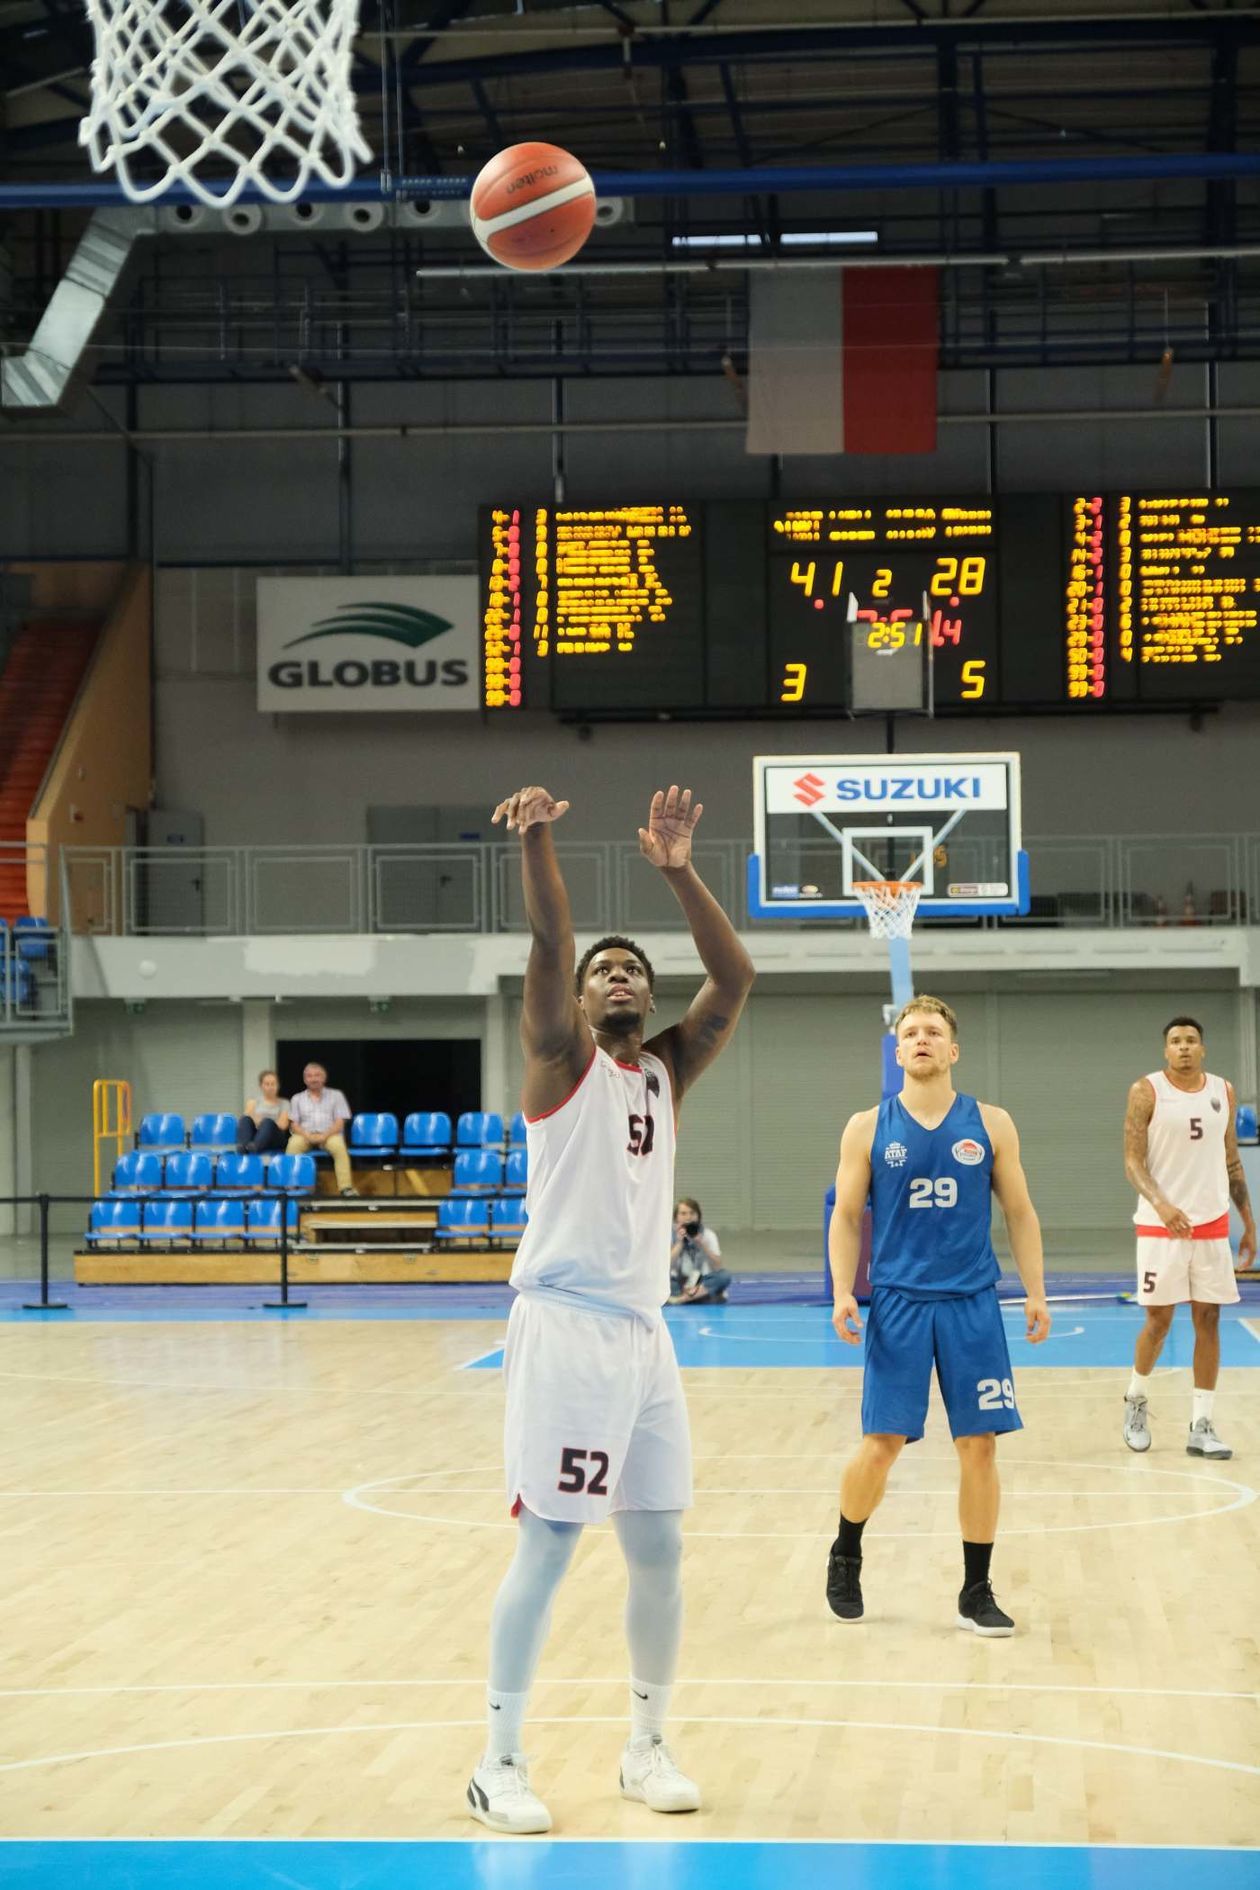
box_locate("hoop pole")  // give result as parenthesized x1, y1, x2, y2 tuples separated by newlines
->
(887, 936, 914, 1015)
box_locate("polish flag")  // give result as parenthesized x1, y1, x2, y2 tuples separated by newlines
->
(746, 265, 938, 456)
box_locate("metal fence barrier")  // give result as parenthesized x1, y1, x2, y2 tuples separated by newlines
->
(55, 833, 1259, 938)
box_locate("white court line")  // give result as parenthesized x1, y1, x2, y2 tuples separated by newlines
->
(696, 1325, 1087, 1345)
(343, 1454, 1255, 1540)
(0, 1713, 1254, 1783)
(2, 1676, 1253, 1703)
(1242, 1319, 1260, 1346)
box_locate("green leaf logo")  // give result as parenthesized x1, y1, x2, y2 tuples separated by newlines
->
(284, 602, 454, 650)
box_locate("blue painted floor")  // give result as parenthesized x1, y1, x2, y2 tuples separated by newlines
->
(464, 1299, 1260, 1371)
(1, 1840, 1254, 1890)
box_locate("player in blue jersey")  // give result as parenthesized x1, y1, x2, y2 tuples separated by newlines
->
(826, 995, 1050, 1636)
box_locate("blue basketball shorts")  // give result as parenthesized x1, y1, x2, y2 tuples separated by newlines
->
(860, 1284, 1023, 1444)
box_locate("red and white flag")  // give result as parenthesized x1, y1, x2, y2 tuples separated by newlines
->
(746, 265, 938, 456)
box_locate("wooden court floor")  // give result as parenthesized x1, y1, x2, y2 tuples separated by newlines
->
(0, 1317, 1256, 1848)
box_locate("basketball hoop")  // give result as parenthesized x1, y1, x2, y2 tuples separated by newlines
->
(852, 880, 922, 941)
(79, 0, 373, 207)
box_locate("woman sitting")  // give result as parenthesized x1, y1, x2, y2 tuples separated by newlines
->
(236, 1069, 290, 1156)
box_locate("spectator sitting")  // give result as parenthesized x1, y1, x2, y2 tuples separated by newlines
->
(669, 1197, 731, 1305)
(236, 1069, 290, 1156)
(287, 1061, 357, 1197)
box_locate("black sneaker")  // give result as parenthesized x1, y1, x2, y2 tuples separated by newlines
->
(957, 1579, 1015, 1638)
(826, 1548, 863, 1621)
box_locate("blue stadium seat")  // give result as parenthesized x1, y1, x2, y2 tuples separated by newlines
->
(508, 1111, 527, 1147)
(88, 1199, 140, 1245)
(450, 1150, 503, 1196)
(138, 1199, 193, 1245)
(456, 1111, 505, 1149)
(401, 1111, 452, 1156)
(492, 1195, 528, 1242)
(189, 1112, 238, 1153)
(246, 1198, 300, 1245)
(14, 915, 53, 961)
(193, 1199, 246, 1244)
(504, 1148, 528, 1192)
(112, 1151, 163, 1193)
(436, 1196, 491, 1244)
(138, 1113, 186, 1153)
(267, 1153, 317, 1193)
(215, 1153, 265, 1192)
(1237, 1103, 1258, 1144)
(350, 1112, 399, 1151)
(163, 1151, 214, 1193)
(0, 960, 35, 1010)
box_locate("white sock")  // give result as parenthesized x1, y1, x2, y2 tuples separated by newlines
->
(484, 1688, 528, 1763)
(629, 1678, 671, 1745)
(1127, 1368, 1152, 1400)
(1191, 1388, 1215, 1426)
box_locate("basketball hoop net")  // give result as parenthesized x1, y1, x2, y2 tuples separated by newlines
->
(79, 0, 373, 206)
(852, 880, 922, 942)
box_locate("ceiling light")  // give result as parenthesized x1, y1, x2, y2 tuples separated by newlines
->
(670, 231, 878, 251)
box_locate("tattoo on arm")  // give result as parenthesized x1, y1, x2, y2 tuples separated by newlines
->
(1228, 1157, 1253, 1218)
(1123, 1082, 1166, 1207)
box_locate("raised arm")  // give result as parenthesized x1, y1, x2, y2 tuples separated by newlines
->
(1225, 1082, 1257, 1268)
(493, 785, 592, 1115)
(982, 1104, 1050, 1343)
(829, 1109, 876, 1343)
(1123, 1077, 1191, 1236)
(641, 786, 755, 1102)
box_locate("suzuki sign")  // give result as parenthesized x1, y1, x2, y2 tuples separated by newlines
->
(257, 577, 479, 712)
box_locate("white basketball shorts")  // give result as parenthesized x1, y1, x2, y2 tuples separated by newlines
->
(502, 1291, 693, 1524)
(1135, 1236, 1239, 1306)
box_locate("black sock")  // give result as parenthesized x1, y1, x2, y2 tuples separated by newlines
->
(833, 1515, 865, 1560)
(963, 1540, 993, 1588)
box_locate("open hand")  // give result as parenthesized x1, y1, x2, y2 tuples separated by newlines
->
(639, 785, 702, 870)
(1239, 1224, 1257, 1269)
(493, 787, 571, 833)
(1157, 1199, 1194, 1239)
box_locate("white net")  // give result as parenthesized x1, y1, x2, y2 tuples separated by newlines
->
(80, 0, 373, 206)
(853, 880, 922, 941)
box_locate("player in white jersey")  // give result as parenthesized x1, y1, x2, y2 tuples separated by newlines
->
(1122, 1015, 1255, 1459)
(466, 782, 754, 1835)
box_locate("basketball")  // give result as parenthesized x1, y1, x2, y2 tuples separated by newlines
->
(469, 141, 596, 272)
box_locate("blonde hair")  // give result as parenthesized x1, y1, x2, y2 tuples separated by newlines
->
(894, 994, 958, 1040)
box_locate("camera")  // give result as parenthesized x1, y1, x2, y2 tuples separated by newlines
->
(683, 1219, 700, 1238)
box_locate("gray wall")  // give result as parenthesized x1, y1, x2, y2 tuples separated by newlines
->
(31, 981, 1245, 1238)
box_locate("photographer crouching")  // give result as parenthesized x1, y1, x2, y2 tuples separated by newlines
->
(669, 1197, 732, 1305)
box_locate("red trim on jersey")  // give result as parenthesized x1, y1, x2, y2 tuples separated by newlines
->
(1135, 1211, 1230, 1241)
(614, 1057, 644, 1072)
(510, 1495, 522, 1519)
(523, 1046, 598, 1124)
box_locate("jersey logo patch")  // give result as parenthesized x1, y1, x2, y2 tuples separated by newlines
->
(952, 1138, 986, 1166)
(884, 1140, 908, 1168)
(1211, 1097, 1221, 1112)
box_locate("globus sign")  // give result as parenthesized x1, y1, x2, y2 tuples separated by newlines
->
(256, 577, 479, 712)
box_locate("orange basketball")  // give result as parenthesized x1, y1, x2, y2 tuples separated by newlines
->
(469, 142, 596, 272)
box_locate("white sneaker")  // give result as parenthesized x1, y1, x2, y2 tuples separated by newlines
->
(1186, 1417, 1232, 1460)
(619, 1735, 701, 1813)
(1123, 1394, 1151, 1452)
(467, 1753, 552, 1834)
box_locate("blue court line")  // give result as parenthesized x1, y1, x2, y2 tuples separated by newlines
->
(461, 1303, 1260, 1370)
(0, 1841, 1254, 1890)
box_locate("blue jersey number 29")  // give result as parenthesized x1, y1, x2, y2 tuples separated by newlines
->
(908, 1176, 958, 1209)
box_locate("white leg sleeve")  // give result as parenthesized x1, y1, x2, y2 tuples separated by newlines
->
(613, 1508, 685, 1688)
(487, 1505, 584, 1695)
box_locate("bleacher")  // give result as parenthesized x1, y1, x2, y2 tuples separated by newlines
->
(0, 914, 57, 1018)
(75, 1106, 530, 1286)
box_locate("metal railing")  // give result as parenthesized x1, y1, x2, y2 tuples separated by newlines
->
(55, 834, 1258, 938)
(0, 848, 73, 1033)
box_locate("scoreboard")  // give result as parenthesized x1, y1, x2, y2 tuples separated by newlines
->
(480, 492, 1260, 715)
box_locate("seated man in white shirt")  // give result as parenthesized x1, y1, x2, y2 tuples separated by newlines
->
(669, 1197, 731, 1304)
(286, 1062, 357, 1197)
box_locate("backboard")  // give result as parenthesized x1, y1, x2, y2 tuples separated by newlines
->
(749, 751, 1028, 921)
